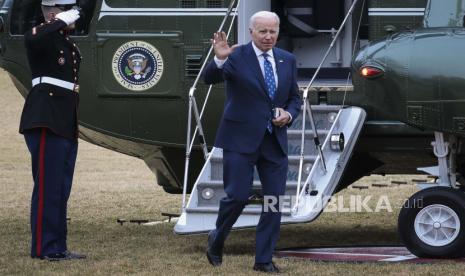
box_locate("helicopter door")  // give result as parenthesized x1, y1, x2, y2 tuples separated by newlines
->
(94, 2, 184, 98)
(270, 0, 348, 69)
(92, 1, 193, 145)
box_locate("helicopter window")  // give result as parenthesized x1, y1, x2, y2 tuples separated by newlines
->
(10, 0, 43, 35)
(10, 0, 96, 36)
(74, 0, 97, 35)
(180, 0, 196, 8)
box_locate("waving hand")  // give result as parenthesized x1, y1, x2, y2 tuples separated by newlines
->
(211, 31, 239, 60)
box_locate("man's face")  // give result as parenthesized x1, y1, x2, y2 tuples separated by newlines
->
(249, 16, 279, 52)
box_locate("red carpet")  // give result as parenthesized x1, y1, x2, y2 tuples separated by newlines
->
(275, 246, 465, 263)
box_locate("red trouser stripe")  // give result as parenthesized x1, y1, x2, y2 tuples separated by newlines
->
(36, 128, 47, 257)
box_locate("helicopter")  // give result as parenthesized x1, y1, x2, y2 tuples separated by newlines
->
(352, 0, 465, 258)
(1, 0, 465, 258)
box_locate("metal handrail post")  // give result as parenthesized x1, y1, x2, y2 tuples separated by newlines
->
(293, 89, 309, 214)
(181, 0, 239, 211)
(182, 90, 195, 210)
(188, 0, 240, 153)
(189, 85, 213, 153)
(306, 102, 326, 171)
(188, 0, 237, 98)
(191, 97, 209, 158)
(298, 109, 344, 200)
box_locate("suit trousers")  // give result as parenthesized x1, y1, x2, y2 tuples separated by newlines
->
(24, 127, 78, 258)
(211, 131, 288, 264)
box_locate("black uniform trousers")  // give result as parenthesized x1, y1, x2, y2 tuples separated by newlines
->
(24, 127, 78, 258)
(210, 131, 288, 264)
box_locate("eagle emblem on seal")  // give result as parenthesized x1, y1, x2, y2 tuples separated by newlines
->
(125, 53, 152, 80)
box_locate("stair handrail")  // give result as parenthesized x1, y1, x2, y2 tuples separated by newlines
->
(188, 4, 239, 155)
(293, 0, 361, 214)
(294, 107, 344, 215)
(182, 0, 240, 211)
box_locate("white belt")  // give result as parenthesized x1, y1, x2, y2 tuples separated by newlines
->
(32, 76, 76, 91)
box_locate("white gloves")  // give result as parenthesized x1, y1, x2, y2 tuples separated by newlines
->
(55, 9, 80, 26)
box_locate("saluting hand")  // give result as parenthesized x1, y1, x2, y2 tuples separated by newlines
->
(211, 31, 239, 60)
(55, 9, 80, 26)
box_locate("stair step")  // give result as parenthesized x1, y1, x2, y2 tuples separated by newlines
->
(298, 80, 353, 92)
(288, 110, 340, 130)
(175, 106, 367, 234)
(287, 129, 330, 136)
(289, 156, 317, 162)
(209, 155, 315, 182)
(196, 180, 301, 207)
(186, 205, 293, 216)
(211, 155, 316, 163)
(197, 180, 300, 188)
(306, 105, 344, 112)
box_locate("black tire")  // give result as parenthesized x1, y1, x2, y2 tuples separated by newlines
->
(398, 187, 465, 258)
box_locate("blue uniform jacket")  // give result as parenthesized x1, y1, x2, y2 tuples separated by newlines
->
(19, 19, 81, 139)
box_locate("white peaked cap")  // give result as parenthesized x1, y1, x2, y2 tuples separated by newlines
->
(42, 0, 77, 6)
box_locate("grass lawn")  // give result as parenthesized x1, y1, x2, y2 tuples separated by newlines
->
(1, 70, 464, 275)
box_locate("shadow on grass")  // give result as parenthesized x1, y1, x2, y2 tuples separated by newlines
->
(185, 223, 400, 256)
(277, 224, 401, 249)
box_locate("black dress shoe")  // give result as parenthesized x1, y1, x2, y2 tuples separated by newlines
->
(43, 251, 86, 261)
(206, 230, 222, 266)
(253, 262, 280, 273)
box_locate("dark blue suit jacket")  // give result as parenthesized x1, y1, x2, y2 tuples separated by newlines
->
(204, 42, 302, 154)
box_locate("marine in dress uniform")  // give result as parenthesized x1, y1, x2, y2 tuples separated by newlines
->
(19, 0, 85, 261)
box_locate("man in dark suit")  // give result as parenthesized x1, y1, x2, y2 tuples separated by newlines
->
(19, 0, 85, 261)
(203, 11, 302, 273)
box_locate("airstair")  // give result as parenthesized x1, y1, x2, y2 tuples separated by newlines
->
(174, 105, 366, 234)
(175, 0, 366, 234)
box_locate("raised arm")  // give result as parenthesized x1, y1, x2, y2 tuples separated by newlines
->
(203, 31, 239, 85)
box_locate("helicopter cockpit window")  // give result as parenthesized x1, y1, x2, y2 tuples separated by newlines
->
(10, 0, 96, 36)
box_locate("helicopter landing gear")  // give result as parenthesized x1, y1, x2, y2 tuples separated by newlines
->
(417, 132, 458, 189)
(398, 187, 465, 258)
(399, 132, 465, 258)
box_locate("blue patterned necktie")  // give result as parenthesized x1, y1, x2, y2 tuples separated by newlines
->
(263, 53, 276, 133)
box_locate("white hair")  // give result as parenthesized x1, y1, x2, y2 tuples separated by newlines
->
(249, 11, 280, 30)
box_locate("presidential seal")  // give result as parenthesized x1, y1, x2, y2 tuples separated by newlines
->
(112, 41, 164, 91)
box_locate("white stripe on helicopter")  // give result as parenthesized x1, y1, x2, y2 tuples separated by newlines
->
(98, 2, 425, 20)
(99, 11, 238, 20)
(369, 8, 425, 17)
(100, 0, 237, 20)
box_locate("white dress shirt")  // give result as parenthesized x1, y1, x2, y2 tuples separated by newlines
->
(252, 42, 278, 88)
